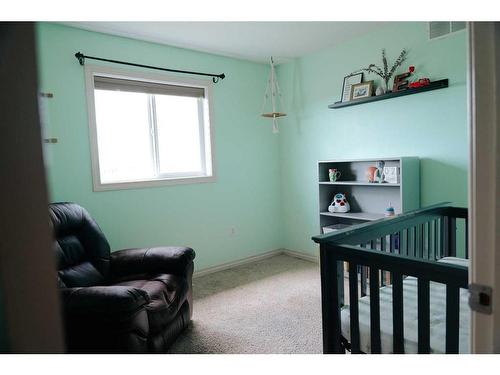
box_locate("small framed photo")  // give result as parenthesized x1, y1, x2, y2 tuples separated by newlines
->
(383, 166, 400, 184)
(341, 73, 363, 102)
(350, 81, 374, 100)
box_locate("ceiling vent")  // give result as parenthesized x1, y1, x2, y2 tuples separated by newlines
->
(429, 22, 466, 40)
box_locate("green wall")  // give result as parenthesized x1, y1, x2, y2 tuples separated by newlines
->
(36, 22, 468, 266)
(36, 23, 283, 270)
(276, 22, 468, 255)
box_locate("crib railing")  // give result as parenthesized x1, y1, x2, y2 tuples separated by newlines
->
(312, 203, 469, 354)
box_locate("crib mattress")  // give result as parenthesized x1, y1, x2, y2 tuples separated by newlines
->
(341, 257, 470, 353)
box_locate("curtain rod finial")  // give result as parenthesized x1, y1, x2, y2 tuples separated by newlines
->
(75, 52, 85, 66)
(212, 73, 225, 83)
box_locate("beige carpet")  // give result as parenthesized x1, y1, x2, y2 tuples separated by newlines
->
(168, 254, 324, 354)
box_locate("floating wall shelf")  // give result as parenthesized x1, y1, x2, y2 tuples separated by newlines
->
(328, 79, 449, 109)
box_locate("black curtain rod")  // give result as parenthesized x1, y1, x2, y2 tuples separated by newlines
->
(75, 52, 226, 83)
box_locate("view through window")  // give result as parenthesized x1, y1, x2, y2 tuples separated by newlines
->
(87, 69, 214, 189)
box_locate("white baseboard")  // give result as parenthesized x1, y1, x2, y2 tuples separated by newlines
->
(281, 248, 319, 263)
(194, 249, 283, 278)
(193, 248, 318, 278)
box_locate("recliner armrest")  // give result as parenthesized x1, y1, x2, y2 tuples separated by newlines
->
(61, 285, 150, 315)
(110, 246, 195, 280)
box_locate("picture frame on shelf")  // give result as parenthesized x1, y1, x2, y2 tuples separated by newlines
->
(383, 166, 400, 184)
(350, 81, 374, 100)
(340, 73, 363, 102)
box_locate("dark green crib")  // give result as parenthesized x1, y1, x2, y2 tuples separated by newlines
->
(312, 203, 469, 354)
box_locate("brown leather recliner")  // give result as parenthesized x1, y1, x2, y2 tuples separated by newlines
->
(49, 202, 195, 353)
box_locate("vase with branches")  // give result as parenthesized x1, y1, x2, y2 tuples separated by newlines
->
(349, 49, 407, 93)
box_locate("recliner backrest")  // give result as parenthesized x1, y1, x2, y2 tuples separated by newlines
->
(49, 202, 110, 288)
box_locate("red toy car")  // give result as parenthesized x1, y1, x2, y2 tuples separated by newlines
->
(408, 78, 431, 88)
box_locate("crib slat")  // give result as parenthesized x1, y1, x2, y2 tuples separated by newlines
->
(420, 223, 425, 259)
(434, 219, 439, 260)
(392, 272, 404, 354)
(429, 221, 433, 259)
(389, 234, 394, 284)
(418, 278, 431, 353)
(442, 217, 449, 257)
(404, 228, 409, 256)
(408, 227, 412, 256)
(408, 228, 412, 256)
(360, 244, 367, 297)
(412, 227, 418, 257)
(422, 222, 427, 259)
(380, 237, 386, 286)
(361, 267, 367, 297)
(423, 223, 427, 258)
(348, 262, 361, 353)
(448, 217, 457, 257)
(426, 222, 431, 259)
(417, 224, 423, 258)
(446, 284, 460, 354)
(403, 229, 406, 255)
(370, 268, 382, 353)
(465, 218, 469, 259)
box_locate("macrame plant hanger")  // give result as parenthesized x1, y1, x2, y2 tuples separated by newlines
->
(261, 56, 286, 133)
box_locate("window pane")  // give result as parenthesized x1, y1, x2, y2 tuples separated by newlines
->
(94, 90, 154, 183)
(155, 95, 203, 174)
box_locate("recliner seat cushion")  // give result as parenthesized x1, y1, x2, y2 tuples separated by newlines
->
(115, 273, 189, 333)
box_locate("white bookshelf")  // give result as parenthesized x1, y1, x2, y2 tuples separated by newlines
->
(318, 157, 420, 233)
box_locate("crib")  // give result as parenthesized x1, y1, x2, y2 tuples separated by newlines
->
(312, 203, 469, 354)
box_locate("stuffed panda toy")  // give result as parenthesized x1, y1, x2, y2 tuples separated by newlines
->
(328, 193, 351, 213)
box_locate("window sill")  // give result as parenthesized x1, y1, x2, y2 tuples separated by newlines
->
(93, 175, 216, 192)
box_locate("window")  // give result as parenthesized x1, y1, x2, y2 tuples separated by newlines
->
(85, 66, 215, 190)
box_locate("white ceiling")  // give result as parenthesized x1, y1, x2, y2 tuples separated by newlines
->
(62, 22, 388, 63)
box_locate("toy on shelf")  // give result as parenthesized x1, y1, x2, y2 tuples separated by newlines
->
(366, 166, 378, 182)
(408, 78, 431, 88)
(385, 204, 396, 217)
(328, 193, 351, 213)
(328, 168, 341, 182)
(374, 160, 385, 183)
(375, 86, 384, 96)
(366, 161, 385, 183)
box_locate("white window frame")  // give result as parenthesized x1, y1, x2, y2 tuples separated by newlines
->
(84, 65, 216, 191)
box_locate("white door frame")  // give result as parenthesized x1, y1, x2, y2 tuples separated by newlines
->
(469, 22, 500, 353)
